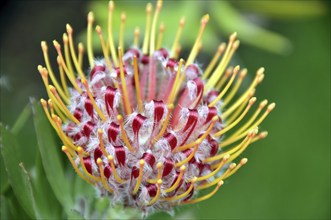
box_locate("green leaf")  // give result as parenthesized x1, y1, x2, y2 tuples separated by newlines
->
(1, 190, 31, 220)
(0, 124, 36, 219)
(0, 156, 9, 194)
(18, 162, 41, 219)
(31, 100, 83, 219)
(32, 152, 62, 218)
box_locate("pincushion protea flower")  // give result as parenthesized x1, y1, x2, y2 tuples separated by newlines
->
(38, 0, 275, 216)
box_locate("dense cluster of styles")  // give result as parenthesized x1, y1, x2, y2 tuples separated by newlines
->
(38, 0, 274, 215)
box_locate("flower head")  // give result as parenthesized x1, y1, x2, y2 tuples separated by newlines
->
(38, 0, 275, 216)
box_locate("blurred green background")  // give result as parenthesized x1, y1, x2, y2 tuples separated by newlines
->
(0, 0, 330, 219)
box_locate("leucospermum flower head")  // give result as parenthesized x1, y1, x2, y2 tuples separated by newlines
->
(38, 0, 275, 216)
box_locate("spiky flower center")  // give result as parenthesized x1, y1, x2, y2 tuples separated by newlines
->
(38, 0, 275, 215)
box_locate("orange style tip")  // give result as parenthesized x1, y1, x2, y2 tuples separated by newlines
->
(218, 43, 226, 51)
(95, 25, 102, 34)
(239, 68, 247, 78)
(40, 99, 47, 106)
(180, 17, 186, 26)
(157, 179, 163, 185)
(218, 180, 224, 187)
(48, 85, 56, 93)
(41, 41, 47, 50)
(167, 104, 174, 110)
(140, 159, 145, 166)
(230, 32, 237, 41)
(56, 56, 62, 64)
(53, 40, 60, 48)
(107, 155, 114, 161)
(229, 163, 236, 169)
(62, 146, 68, 152)
(233, 65, 240, 73)
(88, 12, 94, 22)
(241, 158, 248, 164)
(116, 115, 123, 121)
(212, 115, 219, 122)
(98, 129, 103, 134)
(37, 65, 43, 72)
(233, 40, 240, 49)
(157, 162, 162, 168)
(77, 147, 83, 153)
(180, 165, 186, 171)
(51, 116, 57, 123)
(259, 100, 268, 108)
(249, 97, 257, 105)
(223, 154, 230, 160)
(259, 131, 268, 138)
(66, 24, 73, 35)
(268, 103, 276, 111)
(253, 127, 259, 134)
(109, 1, 114, 11)
(257, 67, 265, 75)
(97, 158, 103, 165)
(192, 177, 198, 183)
(159, 23, 165, 31)
(121, 12, 126, 21)
(78, 43, 84, 52)
(146, 3, 152, 12)
(201, 14, 209, 25)
(62, 33, 68, 42)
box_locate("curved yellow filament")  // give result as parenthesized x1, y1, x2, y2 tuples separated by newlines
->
(97, 158, 114, 193)
(62, 146, 94, 185)
(182, 180, 223, 205)
(142, 3, 152, 54)
(156, 22, 165, 50)
(150, 0, 162, 54)
(202, 43, 226, 80)
(176, 116, 218, 152)
(170, 17, 185, 57)
(66, 24, 86, 81)
(81, 79, 107, 122)
(87, 12, 95, 67)
(77, 147, 101, 182)
(196, 154, 229, 182)
(148, 179, 163, 205)
(152, 104, 174, 143)
(175, 141, 201, 168)
(209, 65, 240, 107)
(164, 165, 186, 193)
(133, 160, 145, 195)
(163, 177, 196, 201)
(118, 47, 132, 114)
(186, 14, 209, 66)
(133, 56, 143, 113)
(214, 97, 256, 137)
(147, 162, 163, 184)
(97, 129, 109, 157)
(107, 155, 126, 184)
(205, 32, 237, 90)
(108, 1, 118, 66)
(49, 85, 79, 124)
(117, 115, 135, 152)
(96, 25, 112, 71)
